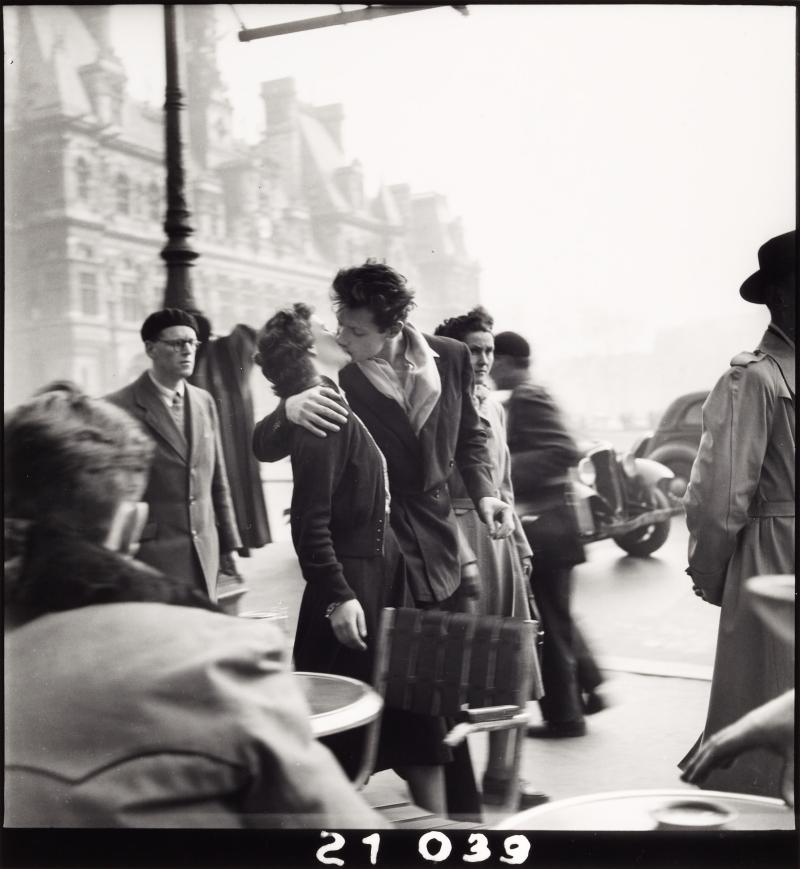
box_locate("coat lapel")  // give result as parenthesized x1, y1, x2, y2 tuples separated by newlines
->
(134, 372, 188, 461)
(343, 364, 420, 456)
(417, 353, 444, 455)
(184, 383, 205, 464)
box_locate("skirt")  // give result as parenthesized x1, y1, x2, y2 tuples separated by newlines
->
(292, 530, 451, 777)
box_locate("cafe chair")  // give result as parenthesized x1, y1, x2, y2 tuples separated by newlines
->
(371, 607, 543, 812)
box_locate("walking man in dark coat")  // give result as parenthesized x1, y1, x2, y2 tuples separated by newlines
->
(107, 308, 241, 600)
(492, 331, 603, 738)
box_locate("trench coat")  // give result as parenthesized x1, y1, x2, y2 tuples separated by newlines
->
(681, 324, 795, 797)
(107, 372, 241, 599)
(190, 325, 271, 550)
(5, 601, 385, 828)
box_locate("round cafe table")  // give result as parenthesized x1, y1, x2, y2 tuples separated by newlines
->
(294, 671, 383, 789)
(495, 788, 795, 831)
(294, 671, 383, 739)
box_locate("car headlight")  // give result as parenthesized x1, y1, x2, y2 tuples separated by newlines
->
(577, 457, 596, 487)
(621, 452, 637, 478)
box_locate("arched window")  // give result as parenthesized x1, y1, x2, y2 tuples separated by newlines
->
(115, 173, 130, 215)
(76, 157, 90, 201)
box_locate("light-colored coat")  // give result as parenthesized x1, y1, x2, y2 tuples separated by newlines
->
(683, 324, 795, 796)
(450, 391, 533, 619)
(107, 371, 241, 598)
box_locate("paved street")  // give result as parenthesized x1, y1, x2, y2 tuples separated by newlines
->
(573, 517, 720, 678)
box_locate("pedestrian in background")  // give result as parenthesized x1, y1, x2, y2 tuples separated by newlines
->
(680, 229, 795, 797)
(189, 315, 271, 554)
(492, 331, 605, 738)
(434, 307, 546, 809)
(107, 308, 241, 600)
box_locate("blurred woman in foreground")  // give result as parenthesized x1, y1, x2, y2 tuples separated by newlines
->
(4, 387, 383, 828)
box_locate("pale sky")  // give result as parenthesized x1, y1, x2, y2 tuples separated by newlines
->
(110, 4, 795, 364)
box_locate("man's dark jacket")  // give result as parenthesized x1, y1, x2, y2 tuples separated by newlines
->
(253, 334, 494, 603)
(505, 381, 585, 568)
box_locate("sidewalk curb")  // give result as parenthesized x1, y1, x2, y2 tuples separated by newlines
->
(599, 656, 712, 681)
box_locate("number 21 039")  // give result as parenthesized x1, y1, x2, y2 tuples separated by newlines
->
(317, 831, 532, 865)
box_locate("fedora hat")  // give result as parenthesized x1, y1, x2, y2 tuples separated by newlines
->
(739, 230, 796, 304)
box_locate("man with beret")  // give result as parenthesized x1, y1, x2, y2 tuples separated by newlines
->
(492, 331, 605, 738)
(680, 229, 795, 797)
(107, 308, 241, 600)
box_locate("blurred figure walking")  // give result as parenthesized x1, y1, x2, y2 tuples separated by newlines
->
(492, 331, 605, 738)
(680, 229, 795, 797)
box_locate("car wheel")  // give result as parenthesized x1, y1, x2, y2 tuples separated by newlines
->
(614, 488, 671, 557)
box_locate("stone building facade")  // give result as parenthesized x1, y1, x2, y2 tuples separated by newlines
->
(4, 5, 480, 406)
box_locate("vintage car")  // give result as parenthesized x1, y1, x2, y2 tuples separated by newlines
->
(631, 390, 709, 495)
(570, 442, 684, 557)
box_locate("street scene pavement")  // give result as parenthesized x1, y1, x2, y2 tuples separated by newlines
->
(237, 506, 720, 822)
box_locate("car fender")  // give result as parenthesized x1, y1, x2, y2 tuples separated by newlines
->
(630, 431, 653, 458)
(633, 457, 674, 486)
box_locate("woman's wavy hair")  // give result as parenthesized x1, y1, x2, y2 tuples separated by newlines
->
(433, 306, 494, 343)
(4, 389, 155, 544)
(255, 303, 319, 398)
(331, 259, 416, 332)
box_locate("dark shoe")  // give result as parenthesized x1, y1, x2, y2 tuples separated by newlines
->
(526, 719, 587, 739)
(582, 690, 608, 715)
(482, 775, 550, 809)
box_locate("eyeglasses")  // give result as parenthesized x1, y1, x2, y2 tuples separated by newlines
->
(156, 338, 201, 351)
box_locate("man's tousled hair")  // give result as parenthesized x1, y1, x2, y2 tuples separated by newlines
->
(331, 259, 416, 332)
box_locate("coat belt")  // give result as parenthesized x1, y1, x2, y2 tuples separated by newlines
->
(748, 500, 795, 518)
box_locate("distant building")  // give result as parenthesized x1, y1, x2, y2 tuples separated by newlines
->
(4, 5, 480, 405)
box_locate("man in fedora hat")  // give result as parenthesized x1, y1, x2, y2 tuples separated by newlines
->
(680, 229, 795, 797)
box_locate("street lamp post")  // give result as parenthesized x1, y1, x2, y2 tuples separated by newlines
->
(161, 3, 199, 312)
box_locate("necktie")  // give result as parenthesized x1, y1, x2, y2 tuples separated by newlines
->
(170, 390, 185, 433)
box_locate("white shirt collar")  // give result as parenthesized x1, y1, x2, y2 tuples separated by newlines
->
(148, 370, 185, 401)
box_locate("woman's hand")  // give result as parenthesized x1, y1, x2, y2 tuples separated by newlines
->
(329, 599, 368, 651)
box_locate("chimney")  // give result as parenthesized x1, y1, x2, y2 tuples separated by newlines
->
(261, 78, 298, 129)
